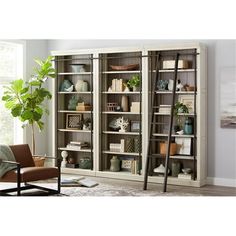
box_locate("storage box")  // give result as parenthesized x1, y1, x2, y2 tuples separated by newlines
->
(160, 142, 177, 156)
(163, 60, 190, 69)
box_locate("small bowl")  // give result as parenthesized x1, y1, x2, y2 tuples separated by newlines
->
(186, 86, 195, 91)
(182, 168, 192, 174)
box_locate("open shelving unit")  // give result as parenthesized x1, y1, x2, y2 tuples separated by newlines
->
(98, 50, 143, 176)
(54, 53, 94, 174)
(52, 43, 207, 187)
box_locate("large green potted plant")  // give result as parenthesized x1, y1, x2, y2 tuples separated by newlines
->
(174, 101, 189, 132)
(2, 56, 55, 155)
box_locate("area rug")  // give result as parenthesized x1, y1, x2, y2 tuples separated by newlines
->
(60, 183, 200, 196)
(0, 183, 201, 196)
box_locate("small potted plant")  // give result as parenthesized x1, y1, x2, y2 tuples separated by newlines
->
(174, 101, 189, 132)
(127, 75, 140, 91)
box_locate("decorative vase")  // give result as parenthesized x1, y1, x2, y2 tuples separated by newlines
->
(172, 162, 181, 177)
(121, 95, 129, 112)
(168, 79, 173, 91)
(82, 81, 88, 92)
(184, 117, 193, 134)
(110, 156, 120, 172)
(75, 80, 84, 92)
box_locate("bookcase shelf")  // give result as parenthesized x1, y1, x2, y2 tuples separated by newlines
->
(52, 43, 207, 187)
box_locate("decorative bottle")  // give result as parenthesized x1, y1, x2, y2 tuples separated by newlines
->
(110, 156, 120, 172)
(184, 117, 193, 135)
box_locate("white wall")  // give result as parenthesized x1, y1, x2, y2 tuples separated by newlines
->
(25, 40, 48, 155)
(46, 39, 236, 186)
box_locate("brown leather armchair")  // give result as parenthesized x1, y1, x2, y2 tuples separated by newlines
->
(0, 144, 61, 196)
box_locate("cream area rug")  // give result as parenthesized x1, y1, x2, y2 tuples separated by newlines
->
(0, 182, 201, 196)
(60, 183, 198, 196)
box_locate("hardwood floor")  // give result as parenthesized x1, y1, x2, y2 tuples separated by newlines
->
(62, 174, 236, 196)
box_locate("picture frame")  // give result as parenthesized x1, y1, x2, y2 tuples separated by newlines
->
(178, 95, 194, 113)
(220, 67, 236, 128)
(66, 114, 82, 129)
(175, 137, 192, 155)
(130, 121, 140, 132)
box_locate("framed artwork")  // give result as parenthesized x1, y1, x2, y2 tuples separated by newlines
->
(220, 67, 236, 128)
(130, 121, 140, 132)
(178, 95, 194, 113)
(66, 114, 82, 129)
(175, 137, 192, 155)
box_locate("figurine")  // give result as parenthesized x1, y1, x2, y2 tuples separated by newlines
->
(176, 79, 184, 91)
(68, 95, 79, 110)
(115, 117, 129, 132)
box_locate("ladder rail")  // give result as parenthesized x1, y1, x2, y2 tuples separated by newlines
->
(163, 53, 180, 192)
(143, 52, 161, 190)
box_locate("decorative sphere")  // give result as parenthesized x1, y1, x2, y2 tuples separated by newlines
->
(61, 151, 68, 158)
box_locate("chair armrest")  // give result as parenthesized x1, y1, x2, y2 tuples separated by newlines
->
(0, 158, 20, 166)
(33, 155, 56, 160)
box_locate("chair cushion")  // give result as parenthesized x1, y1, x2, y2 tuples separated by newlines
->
(9, 144, 35, 167)
(0, 167, 59, 182)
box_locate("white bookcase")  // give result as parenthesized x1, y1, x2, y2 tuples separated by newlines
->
(52, 43, 207, 187)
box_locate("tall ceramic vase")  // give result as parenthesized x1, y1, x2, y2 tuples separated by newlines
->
(121, 95, 129, 112)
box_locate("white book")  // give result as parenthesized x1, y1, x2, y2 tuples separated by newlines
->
(77, 178, 98, 188)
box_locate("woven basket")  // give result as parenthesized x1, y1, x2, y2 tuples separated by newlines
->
(160, 142, 177, 156)
(33, 157, 45, 167)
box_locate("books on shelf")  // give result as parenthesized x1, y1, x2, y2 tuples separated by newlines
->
(109, 143, 121, 152)
(159, 105, 171, 113)
(61, 177, 98, 187)
(66, 141, 89, 150)
(120, 157, 139, 174)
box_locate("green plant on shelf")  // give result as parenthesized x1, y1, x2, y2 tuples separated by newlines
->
(174, 101, 189, 131)
(127, 75, 140, 91)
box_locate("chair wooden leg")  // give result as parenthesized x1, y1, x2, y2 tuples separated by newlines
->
(57, 168, 61, 194)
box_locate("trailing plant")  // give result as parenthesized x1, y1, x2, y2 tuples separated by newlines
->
(2, 56, 55, 154)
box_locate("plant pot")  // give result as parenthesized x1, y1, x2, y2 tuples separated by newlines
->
(160, 142, 177, 156)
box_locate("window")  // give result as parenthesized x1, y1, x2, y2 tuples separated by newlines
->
(0, 41, 24, 144)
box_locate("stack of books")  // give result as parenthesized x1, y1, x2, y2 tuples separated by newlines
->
(66, 141, 89, 150)
(109, 139, 125, 152)
(131, 160, 139, 174)
(159, 105, 171, 113)
(61, 176, 98, 187)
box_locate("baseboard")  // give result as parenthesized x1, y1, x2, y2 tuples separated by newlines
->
(207, 177, 236, 187)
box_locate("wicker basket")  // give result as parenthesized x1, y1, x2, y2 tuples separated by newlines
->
(33, 157, 45, 167)
(160, 142, 177, 156)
